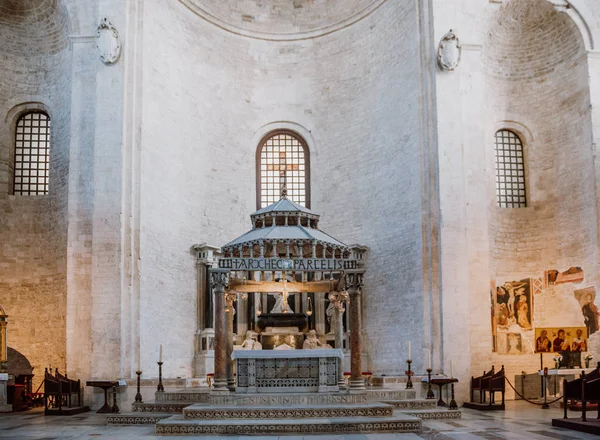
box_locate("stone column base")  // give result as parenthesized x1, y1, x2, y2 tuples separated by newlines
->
(0, 374, 10, 412)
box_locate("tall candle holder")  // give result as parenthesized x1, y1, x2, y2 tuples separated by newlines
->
(157, 362, 164, 392)
(449, 381, 458, 410)
(135, 370, 143, 402)
(426, 368, 435, 399)
(405, 360, 413, 389)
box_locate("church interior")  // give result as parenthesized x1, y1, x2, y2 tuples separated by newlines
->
(3, 0, 600, 437)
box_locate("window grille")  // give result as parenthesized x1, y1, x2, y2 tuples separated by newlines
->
(257, 131, 309, 209)
(13, 112, 50, 196)
(495, 129, 526, 208)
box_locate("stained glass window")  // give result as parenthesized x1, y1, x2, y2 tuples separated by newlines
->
(13, 112, 50, 196)
(257, 131, 309, 208)
(495, 130, 526, 208)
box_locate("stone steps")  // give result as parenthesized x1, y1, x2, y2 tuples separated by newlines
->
(155, 414, 422, 435)
(381, 398, 437, 409)
(399, 408, 462, 420)
(107, 413, 172, 425)
(364, 388, 416, 400)
(132, 402, 192, 413)
(208, 392, 367, 405)
(182, 402, 393, 419)
(155, 389, 210, 403)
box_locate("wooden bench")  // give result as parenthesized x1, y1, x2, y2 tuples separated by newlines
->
(563, 362, 600, 421)
(470, 367, 494, 403)
(464, 365, 505, 410)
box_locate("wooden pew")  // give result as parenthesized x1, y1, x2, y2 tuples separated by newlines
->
(470, 367, 494, 403)
(54, 369, 82, 408)
(563, 362, 600, 420)
(484, 365, 506, 407)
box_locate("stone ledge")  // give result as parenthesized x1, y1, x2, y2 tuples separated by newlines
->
(207, 392, 368, 406)
(380, 399, 437, 409)
(156, 414, 422, 435)
(182, 403, 394, 419)
(132, 402, 193, 413)
(107, 413, 172, 425)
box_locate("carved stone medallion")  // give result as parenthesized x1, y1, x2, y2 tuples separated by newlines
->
(437, 29, 461, 71)
(97, 17, 121, 65)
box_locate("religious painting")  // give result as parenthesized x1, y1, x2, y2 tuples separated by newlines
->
(545, 266, 584, 287)
(575, 287, 599, 336)
(534, 327, 587, 353)
(495, 331, 529, 354)
(493, 278, 533, 331)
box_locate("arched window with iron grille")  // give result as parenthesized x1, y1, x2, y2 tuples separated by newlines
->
(495, 129, 526, 208)
(13, 111, 50, 196)
(256, 130, 310, 209)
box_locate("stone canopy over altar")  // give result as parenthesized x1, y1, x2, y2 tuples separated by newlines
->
(194, 191, 367, 393)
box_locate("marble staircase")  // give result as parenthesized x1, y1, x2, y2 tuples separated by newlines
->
(108, 386, 460, 433)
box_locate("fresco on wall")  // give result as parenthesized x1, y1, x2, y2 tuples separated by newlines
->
(494, 279, 533, 330)
(545, 266, 584, 287)
(535, 327, 587, 353)
(575, 287, 599, 336)
(492, 278, 535, 353)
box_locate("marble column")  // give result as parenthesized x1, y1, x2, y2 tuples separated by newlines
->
(334, 302, 345, 388)
(347, 271, 365, 391)
(210, 269, 229, 392)
(225, 292, 236, 390)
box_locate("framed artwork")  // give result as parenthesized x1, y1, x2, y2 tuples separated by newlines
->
(534, 327, 587, 353)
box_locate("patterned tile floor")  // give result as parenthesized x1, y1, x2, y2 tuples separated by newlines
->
(0, 401, 598, 439)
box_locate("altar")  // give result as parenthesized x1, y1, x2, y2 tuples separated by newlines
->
(232, 349, 343, 393)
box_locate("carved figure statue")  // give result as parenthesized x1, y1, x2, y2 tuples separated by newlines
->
(270, 293, 294, 314)
(303, 330, 331, 349)
(240, 330, 262, 350)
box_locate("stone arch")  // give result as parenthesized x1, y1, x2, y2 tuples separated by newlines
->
(483, 0, 597, 293)
(7, 347, 33, 376)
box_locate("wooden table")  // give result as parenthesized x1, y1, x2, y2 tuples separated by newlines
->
(85, 380, 125, 413)
(430, 378, 458, 407)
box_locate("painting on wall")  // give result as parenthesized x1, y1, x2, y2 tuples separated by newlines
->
(545, 266, 584, 287)
(494, 279, 533, 331)
(574, 287, 599, 336)
(534, 327, 587, 353)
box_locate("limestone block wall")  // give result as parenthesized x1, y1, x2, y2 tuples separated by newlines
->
(0, 0, 72, 386)
(139, 0, 435, 378)
(436, 0, 599, 400)
(483, 0, 597, 382)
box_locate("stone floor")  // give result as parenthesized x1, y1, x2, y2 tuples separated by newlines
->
(0, 401, 598, 439)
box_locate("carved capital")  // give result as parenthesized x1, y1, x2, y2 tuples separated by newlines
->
(210, 269, 230, 293)
(224, 291, 238, 305)
(328, 291, 349, 309)
(345, 270, 364, 295)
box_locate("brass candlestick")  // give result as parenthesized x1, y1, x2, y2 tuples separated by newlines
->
(426, 368, 435, 399)
(449, 382, 458, 410)
(135, 370, 143, 402)
(405, 360, 413, 389)
(157, 362, 164, 392)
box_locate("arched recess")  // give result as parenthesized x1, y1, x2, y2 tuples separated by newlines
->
(6, 348, 33, 377)
(482, 0, 597, 386)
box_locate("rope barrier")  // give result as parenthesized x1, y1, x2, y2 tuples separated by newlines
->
(504, 376, 564, 406)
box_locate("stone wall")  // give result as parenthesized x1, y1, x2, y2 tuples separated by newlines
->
(0, 0, 72, 388)
(138, 0, 435, 377)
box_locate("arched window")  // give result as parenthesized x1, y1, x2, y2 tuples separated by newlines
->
(495, 129, 526, 208)
(13, 112, 50, 196)
(256, 130, 310, 209)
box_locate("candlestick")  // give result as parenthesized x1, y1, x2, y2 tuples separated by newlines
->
(408, 341, 411, 361)
(449, 382, 458, 410)
(135, 370, 143, 403)
(450, 360, 453, 378)
(426, 368, 434, 399)
(157, 361, 164, 392)
(159, 344, 163, 363)
(405, 359, 413, 389)
(427, 350, 431, 370)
